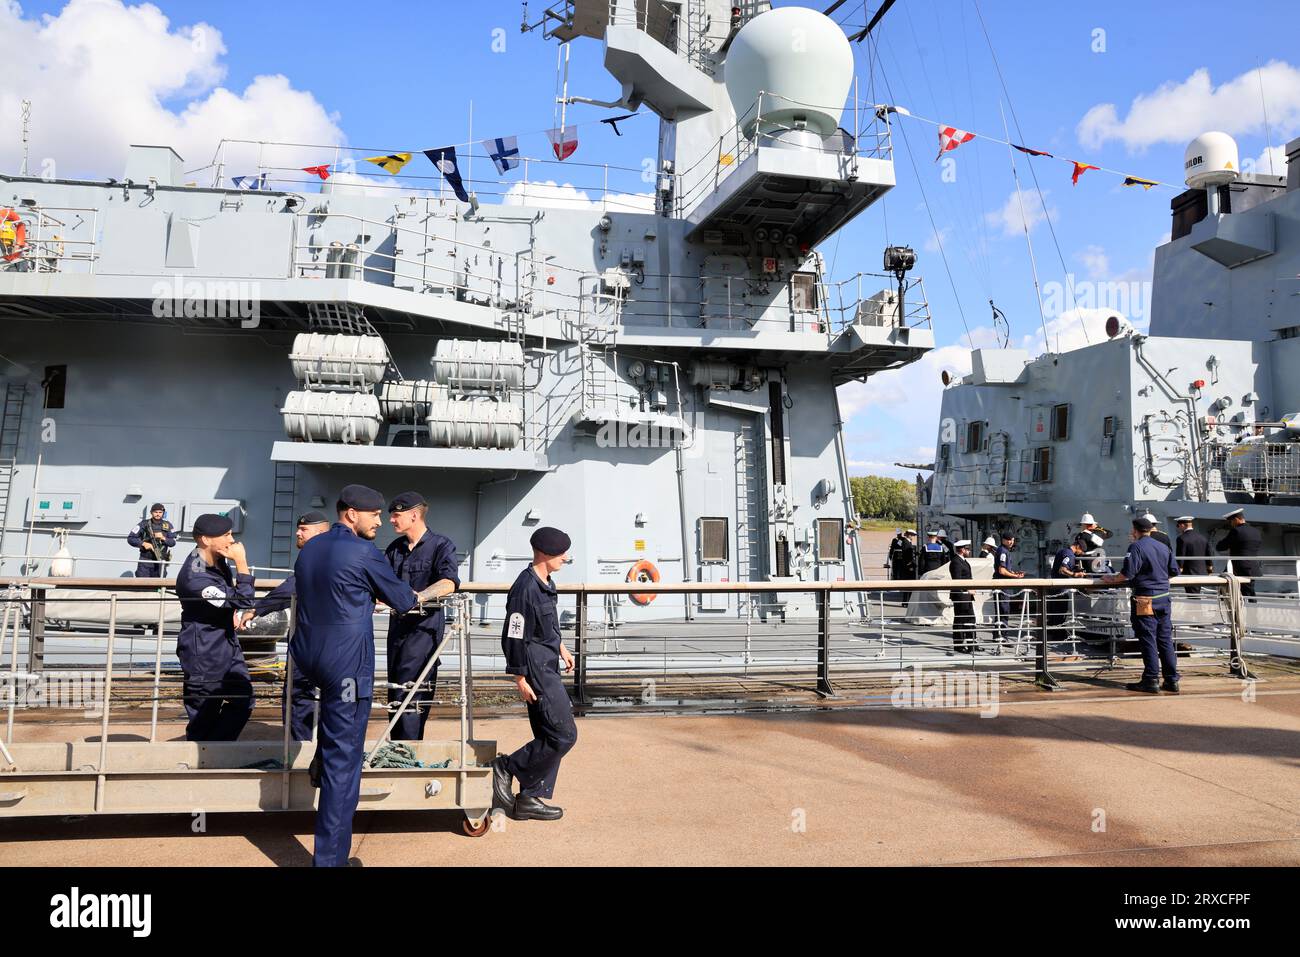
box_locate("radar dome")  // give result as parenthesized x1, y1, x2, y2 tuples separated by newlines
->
(1184, 132, 1239, 188)
(724, 7, 853, 138)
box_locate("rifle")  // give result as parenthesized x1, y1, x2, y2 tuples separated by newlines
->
(138, 519, 173, 564)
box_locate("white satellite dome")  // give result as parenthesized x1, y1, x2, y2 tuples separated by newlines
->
(1184, 132, 1239, 189)
(723, 7, 853, 139)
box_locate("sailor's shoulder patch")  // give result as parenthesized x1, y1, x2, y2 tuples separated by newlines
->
(507, 612, 525, 640)
(201, 584, 227, 608)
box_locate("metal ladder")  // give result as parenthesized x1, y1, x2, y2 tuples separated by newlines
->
(685, 0, 713, 72)
(269, 462, 297, 570)
(0, 384, 28, 563)
(579, 323, 618, 413)
(734, 420, 766, 617)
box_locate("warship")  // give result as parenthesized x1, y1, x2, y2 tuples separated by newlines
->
(920, 129, 1300, 592)
(0, 0, 933, 628)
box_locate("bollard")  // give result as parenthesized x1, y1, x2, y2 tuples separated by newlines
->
(571, 588, 588, 706)
(816, 588, 833, 696)
(1035, 586, 1060, 690)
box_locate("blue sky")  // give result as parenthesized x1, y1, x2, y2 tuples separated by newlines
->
(4, 0, 1296, 476)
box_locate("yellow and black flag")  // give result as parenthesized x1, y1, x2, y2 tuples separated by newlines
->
(1122, 176, 1159, 190)
(364, 152, 413, 175)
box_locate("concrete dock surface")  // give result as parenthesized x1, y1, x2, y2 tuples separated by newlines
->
(2, 673, 1297, 867)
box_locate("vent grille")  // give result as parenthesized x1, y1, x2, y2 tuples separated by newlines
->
(816, 518, 845, 562)
(699, 517, 729, 563)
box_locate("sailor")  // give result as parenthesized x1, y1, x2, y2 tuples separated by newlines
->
(1142, 512, 1173, 550)
(992, 531, 1025, 649)
(1078, 512, 1112, 541)
(383, 491, 460, 741)
(947, 539, 975, 655)
(1216, 508, 1263, 598)
(1174, 516, 1211, 594)
(979, 536, 997, 559)
(491, 526, 578, 822)
(291, 485, 432, 867)
(886, 529, 906, 577)
(918, 530, 949, 575)
(174, 513, 256, 741)
(1047, 536, 1087, 642)
(1104, 518, 1180, 693)
(236, 511, 331, 740)
(127, 503, 176, 578)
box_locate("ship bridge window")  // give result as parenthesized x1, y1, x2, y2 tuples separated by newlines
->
(1051, 403, 1070, 441)
(42, 365, 66, 410)
(963, 420, 986, 454)
(938, 443, 951, 473)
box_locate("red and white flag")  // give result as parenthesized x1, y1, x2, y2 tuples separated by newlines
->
(935, 126, 975, 161)
(547, 125, 578, 161)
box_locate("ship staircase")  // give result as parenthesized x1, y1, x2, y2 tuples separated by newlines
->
(0, 383, 28, 564)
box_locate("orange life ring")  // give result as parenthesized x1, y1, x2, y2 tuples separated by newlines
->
(626, 559, 660, 605)
(0, 208, 27, 262)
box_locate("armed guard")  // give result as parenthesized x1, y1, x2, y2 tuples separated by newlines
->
(1216, 508, 1263, 598)
(174, 513, 256, 741)
(384, 492, 460, 740)
(128, 503, 176, 577)
(491, 526, 578, 822)
(238, 511, 331, 740)
(291, 485, 429, 867)
(992, 531, 1025, 650)
(1105, 518, 1181, 693)
(1174, 516, 1211, 594)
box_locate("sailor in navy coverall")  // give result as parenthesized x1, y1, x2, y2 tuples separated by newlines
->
(237, 511, 330, 740)
(1105, 517, 1181, 693)
(174, 513, 256, 741)
(290, 485, 426, 867)
(383, 491, 460, 740)
(490, 526, 578, 822)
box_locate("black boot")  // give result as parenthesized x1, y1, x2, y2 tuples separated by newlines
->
(490, 756, 515, 809)
(1161, 679, 1180, 694)
(308, 749, 323, 789)
(513, 795, 564, 821)
(1125, 680, 1161, 694)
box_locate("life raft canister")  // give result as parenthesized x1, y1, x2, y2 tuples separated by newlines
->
(626, 559, 661, 605)
(0, 208, 27, 262)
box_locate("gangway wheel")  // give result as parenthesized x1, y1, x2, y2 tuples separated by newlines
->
(463, 812, 491, 837)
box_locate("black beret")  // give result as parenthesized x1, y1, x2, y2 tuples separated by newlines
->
(192, 513, 233, 538)
(529, 526, 571, 556)
(1133, 517, 1153, 532)
(297, 510, 329, 526)
(150, 502, 165, 512)
(1000, 530, 1015, 540)
(337, 484, 385, 512)
(388, 491, 427, 513)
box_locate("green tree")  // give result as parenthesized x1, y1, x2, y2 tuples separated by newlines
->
(850, 475, 916, 522)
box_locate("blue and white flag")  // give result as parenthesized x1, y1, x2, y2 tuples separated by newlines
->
(482, 136, 520, 175)
(423, 147, 469, 202)
(231, 173, 268, 191)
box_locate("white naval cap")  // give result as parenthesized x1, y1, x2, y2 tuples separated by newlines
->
(1223, 507, 1244, 520)
(1141, 512, 1159, 523)
(1079, 513, 1096, 525)
(982, 536, 997, 547)
(954, 539, 971, 548)
(1175, 515, 1195, 524)
(936, 528, 948, 538)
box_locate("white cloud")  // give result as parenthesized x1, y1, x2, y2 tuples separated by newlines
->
(503, 179, 655, 213)
(985, 189, 1055, 238)
(1077, 60, 1300, 152)
(1076, 244, 1109, 280)
(1245, 144, 1286, 178)
(0, 0, 344, 181)
(923, 224, 953, 254)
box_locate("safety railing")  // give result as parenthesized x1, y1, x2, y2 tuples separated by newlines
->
(820, 273, 933, 334)
(3, 572, 1281, 741)
(0, 205, 100, 275)
(1193, 440, 1300, 499)
(0, 550, 291, 581)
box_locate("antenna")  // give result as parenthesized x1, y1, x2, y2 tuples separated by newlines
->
(20, 99, 31, 176)
(990, 300, 1009, 349)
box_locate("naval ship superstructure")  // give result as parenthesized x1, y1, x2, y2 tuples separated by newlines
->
(0, 1, 933, 622)
(921, 130, 1300, 587)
